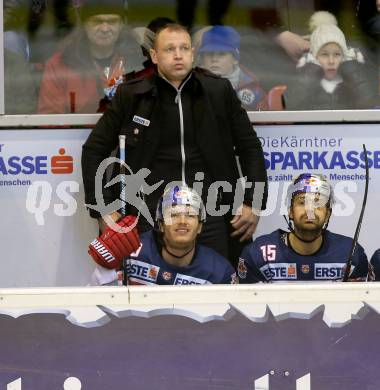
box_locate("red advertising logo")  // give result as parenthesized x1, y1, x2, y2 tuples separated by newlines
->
(51, 148, 73, 174)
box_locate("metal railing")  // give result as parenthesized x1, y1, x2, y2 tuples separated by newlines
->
(1, 110, 380, 129)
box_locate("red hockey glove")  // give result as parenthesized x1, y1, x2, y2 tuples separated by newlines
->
(88, 215, 140, 269)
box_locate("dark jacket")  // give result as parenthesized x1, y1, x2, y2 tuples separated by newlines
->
(285, 60, 378, 110)
(82, 68, 268, 218)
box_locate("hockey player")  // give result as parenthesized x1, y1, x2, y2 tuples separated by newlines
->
(90, 185, 237, 285)
(238, 173, 369, 283)
(370, 250, 380, 281)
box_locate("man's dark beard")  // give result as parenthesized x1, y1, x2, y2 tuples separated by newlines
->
(293, 220, 324, 242)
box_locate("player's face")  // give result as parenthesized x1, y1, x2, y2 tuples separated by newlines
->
(84, 14, 123, 51)
(150, 29, 193, 87)
(289, 193, 330, 236)
(161, 205, 202, 249)
(316, 43, 343, 80)
(201, 52, 238, 76)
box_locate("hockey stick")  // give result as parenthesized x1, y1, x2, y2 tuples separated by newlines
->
(118, 135, 127, 286)
(119, 135, 126, 216)
(342, 144, 369, 282)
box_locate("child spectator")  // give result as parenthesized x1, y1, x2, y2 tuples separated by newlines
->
(197, 25, 268, 110)
(285, 11, 378, 110)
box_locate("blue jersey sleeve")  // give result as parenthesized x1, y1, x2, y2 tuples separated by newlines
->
(370, 249, 380, 281)
(237, 244, 266, 283)
(350, 243, 369, 279)
(221, 265, 238, 284)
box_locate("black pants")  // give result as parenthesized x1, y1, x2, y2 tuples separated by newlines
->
(177, 0, 232, 29)
(199, 214, 246, 269)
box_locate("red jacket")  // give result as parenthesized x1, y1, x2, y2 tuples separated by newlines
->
(38, 51, 126, 114)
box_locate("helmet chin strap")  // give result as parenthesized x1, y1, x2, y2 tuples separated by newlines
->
(283, 211, 331, 244)
(163, 244, 195, 259)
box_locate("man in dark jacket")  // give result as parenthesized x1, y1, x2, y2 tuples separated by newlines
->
(82, 23, 268, 266)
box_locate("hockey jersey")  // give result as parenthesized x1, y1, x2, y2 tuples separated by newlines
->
(122, 230, 237, 285)
(370, 249, 380, 281)
(238, 229, 369, 283)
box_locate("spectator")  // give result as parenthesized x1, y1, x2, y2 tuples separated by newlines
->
(356, 0, 380, 69)
(197, 25, 268, 110)
(37, 0, 142, 113)
(129, 17, 176, 81)
(241, 3, 304, 92)
(82, 23, 268, 267)
(4, 48, 37, 114)
(358, 0, 380, 42)
(249, 3, 310, 62)
(27, 0, 73, 39)
(177, 0, 231, 30)
(179, 1, 309, 61)
(285, 11, 378, 110)
(90, 186, 237, 285)
(238, 173, 370, 283)
(97, 16, 175, 112)
(4, 0, 30, 61)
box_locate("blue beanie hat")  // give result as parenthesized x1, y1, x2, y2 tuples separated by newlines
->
(199, 26, 240, 59)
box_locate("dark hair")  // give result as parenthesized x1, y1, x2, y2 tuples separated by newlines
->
(153, 23, 190, 48)
(147, 17, 175, 33)
(141, 17, 175, 57)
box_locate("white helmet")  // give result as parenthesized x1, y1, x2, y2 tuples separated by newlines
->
(286, 173, 333, 209)
(156, 185, 206, 222)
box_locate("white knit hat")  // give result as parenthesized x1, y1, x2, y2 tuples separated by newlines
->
(308, 10, 338, 32)
(309, 11, 348, 57)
